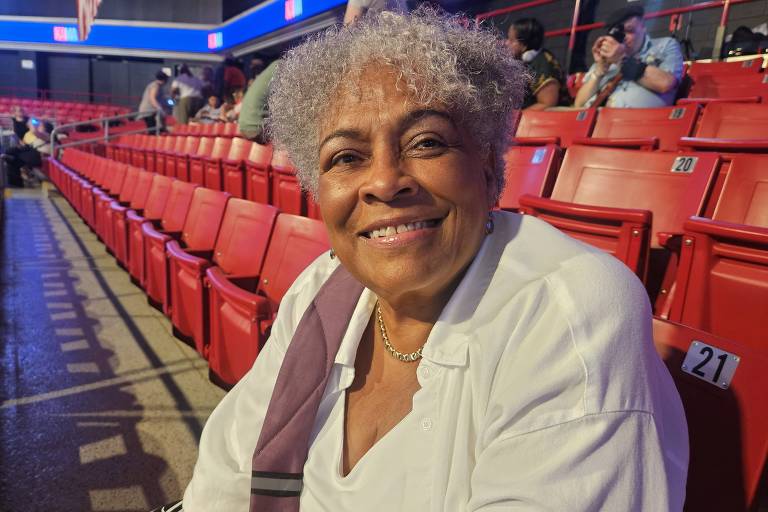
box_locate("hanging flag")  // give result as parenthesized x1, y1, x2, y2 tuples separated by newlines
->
(77, 0, 103, 41)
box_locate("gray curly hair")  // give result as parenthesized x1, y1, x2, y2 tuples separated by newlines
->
(267, 7, 528, 199)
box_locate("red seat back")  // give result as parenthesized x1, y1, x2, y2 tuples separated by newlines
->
(129, 171, 155, 210)
(694, 103, 768, 139)
(271, 151, 303, 214)
(591, 106, 699, 151)
(209, 137, 233, 159)
(258, 214, 330, 309)
(688, 58, 764, 81)
(227, 137, 252, 161)
(652, 318, 768, 512)
(498, 144, 561, 211)
(213, 199, 279, 275)
(551, 146, 719, 248)
(711, 154, 768, 228)
(515, 109, 596, 147)
(245, 142, 274, 204)
(160, 180, 198, 231)
(181, 136, 201, 155)
(180, 188, 230, 250)
(117, 166, 140, 203)
(143, 175, 174, 219)
(195, 137, 215, 157)
(689, 74, 768, 103)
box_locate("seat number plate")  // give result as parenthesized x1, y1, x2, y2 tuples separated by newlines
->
(671, 156, 698, 173)
(681, 341, 740, 389)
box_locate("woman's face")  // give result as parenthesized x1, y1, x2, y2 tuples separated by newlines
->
(317, 67, 496, 305)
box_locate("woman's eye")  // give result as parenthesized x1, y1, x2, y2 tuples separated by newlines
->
(415, 138, 442, 149)
(330, 153, 359, 167)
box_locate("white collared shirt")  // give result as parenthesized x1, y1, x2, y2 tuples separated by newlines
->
(183, 212, 689, 511)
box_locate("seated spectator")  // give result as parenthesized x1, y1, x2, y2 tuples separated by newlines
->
(10, 106, 28, 140)
(238, 59, 280, 142)
(192, 95, 222, 124)
(2, 118, 50, 187)
(220, 89, 244, 123)
(507, 18, 570, 110)
(171, 65, 205, 125)
(574, 5, 683, 108)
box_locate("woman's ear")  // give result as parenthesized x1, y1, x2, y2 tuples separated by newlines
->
(482, 147, 499, 209)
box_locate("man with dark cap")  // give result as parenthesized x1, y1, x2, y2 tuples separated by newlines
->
(574, 5, 683, 108)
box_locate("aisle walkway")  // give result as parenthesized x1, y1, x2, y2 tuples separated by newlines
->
(0, 187, 225, 511)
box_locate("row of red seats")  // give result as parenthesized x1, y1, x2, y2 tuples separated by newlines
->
(102, 133, 320, 218)
(0, 96, 129, 124)
(512, 102, 768, 151)
(48, 148, 330, 388)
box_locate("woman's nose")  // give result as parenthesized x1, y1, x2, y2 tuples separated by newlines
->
(359, 149, 418, 203)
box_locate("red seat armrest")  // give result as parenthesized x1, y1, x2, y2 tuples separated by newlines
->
(678, 137, 768, 152)
(684, 217, 768, 245)
(657, 232, 683, 250)
(206, 267, 272, 318)
(167, 242, 213, 273)
(519, 194, 652, 224)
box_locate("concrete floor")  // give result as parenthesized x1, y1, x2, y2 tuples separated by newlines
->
(0, 187, 226, 511)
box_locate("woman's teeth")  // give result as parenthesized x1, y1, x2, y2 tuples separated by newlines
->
(368, 220, 433, 239)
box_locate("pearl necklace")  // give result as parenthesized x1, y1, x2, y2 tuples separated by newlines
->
(375, 302, 424, 362)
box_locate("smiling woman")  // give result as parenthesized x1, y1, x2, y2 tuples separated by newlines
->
(179, 7, 690, 512)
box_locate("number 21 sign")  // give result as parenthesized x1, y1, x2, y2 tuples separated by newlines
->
(682, 341, 740, 389)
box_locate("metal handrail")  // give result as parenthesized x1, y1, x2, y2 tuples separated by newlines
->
(50, 110, 163, 157)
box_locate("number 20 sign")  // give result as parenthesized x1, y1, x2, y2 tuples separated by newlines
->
(681, 341, 740, 389)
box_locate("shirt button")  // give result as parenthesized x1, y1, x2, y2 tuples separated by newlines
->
(421, 418, 433, 431)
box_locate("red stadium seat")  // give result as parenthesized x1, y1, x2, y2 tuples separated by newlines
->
(245, 142, 274, 204)
(143, 186, 228, 312)
(168, 200, 278, 356)
(156, 136, 186, 177)
(198, 137, 233, 191)
(185, 137, 216, 185)
(271, 150, 303, 214)
(206, 214, 330, 387)
(498, 144, 561, 212)
(109, 170, 155, 266)
(679, 102, 768, 153)
(573, 105, 699, 151)
(101, 165, 140, 251)
(221, 138, 253, 199)
(168, 136, 201, 181)
(513, 109, 597, 147)
(92, 161, 127, 237)
(687, 57, 764, 80)
(306, 194, 322, 220)
(125, 176, 177, 286)
(518, 146, 720, 284)
(146, 135, 175, 174)
(683, 73, 768, 104)
(669, 154, 768, 350)
(652, 318, 768, 512)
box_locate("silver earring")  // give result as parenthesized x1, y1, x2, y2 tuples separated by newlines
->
(485, 212, 494, 235)
(329, 248, 336, 259)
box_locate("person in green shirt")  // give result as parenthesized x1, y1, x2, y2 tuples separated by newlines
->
(238, 59, 280, 143)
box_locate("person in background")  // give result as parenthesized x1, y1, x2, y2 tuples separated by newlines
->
(10, 106, 29, 140)
(1, 118, 50, 187)
(574, 5, 683, 108)
(200, 66, 215, 98)
(192, 95, 222, 125)
(344, 0, 408, 24)
(220, 89, 244, 123)
(223, 57, 247, 98)
(507, 18, 570, 110)
(171, 65, 205, 125)
(238, 59, 280, 143)
(176, 8, 688, 511)
(138, 71, 169, 133)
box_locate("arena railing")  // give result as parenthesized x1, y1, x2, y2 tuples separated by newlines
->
(50, 110, 164, 157)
